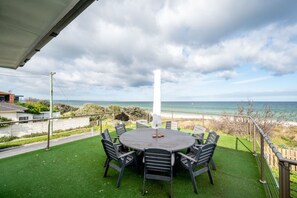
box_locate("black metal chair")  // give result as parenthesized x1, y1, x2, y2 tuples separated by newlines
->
(115, 123, 126, 138)
(136, 120, 149, 128)
(178, 143, 217, 194)
(195, 131, 220, 170)
(101, 139, 137, 188)
(115, 123, 131, 151)
(192, 125, 206, 144)
(204, 131, 220, 145)
(101, 128, 123, 167)
(142, 148, 174, 197)
(165, 121, 178, 130)
(101, 128, 117, 143)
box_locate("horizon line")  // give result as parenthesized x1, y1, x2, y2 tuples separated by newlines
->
(53, 100, 297, 103)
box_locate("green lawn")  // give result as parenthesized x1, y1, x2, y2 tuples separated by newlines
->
(0, 132, 266, 198)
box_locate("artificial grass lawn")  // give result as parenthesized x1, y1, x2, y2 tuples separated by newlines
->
(0, 132, 266, 198)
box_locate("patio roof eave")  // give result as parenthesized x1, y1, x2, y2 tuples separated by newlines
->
(0, 0, 95, 70)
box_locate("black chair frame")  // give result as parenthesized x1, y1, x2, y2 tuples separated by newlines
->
(142, 148, 174, 197)
(178, 143, 217, 194)
(101, 139, 137, 188)
(195, 131, 219, 170)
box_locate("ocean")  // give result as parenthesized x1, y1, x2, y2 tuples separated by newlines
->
(54, 100, 297, 121)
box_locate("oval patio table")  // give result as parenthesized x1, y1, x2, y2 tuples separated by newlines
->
(119, 128, 195, 152)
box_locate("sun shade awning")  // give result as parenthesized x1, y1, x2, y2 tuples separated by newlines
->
(0, 0, 95, 69)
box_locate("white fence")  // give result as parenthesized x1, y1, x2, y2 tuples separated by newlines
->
(0, 117, 90, 137)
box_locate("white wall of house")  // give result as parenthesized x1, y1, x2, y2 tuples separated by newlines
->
(17, 113, 34, 121)
(0, 112, 34, 121)
(0, 117, 90, 137)
(33, 112, 60, 120)
(0, 112, 18, 121)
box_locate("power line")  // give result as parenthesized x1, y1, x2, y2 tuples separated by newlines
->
(0, 72, 47, 78)
(53, 78, 69, 101)
(6, 78, 48, 92)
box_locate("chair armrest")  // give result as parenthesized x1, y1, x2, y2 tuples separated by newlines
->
(118, 151, 135, 158)
(114, 143, 122, 148)
(177, 152, 197, 163)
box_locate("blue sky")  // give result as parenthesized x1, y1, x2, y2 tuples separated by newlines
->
(1, 0, 297, 101)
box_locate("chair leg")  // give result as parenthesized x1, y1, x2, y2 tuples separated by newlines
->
(207, 165, 214, 185)
(142, 173, 146, 195)
(116, 166, 125, 188)
(189, 170, 198, 193)
(103, 159, 110, 177)
(134, 154, 139, 169)
(103, 158, 108, 167)
(210, 158, 216, 170)
(170, 178, 172, 198)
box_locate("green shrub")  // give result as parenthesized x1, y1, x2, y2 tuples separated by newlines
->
(0, 136, 18, 143)
(22, 132, 48, 138)
(0, 116, 12, 128)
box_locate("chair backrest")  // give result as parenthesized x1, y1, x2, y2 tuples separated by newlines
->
(193, 125, 206, 134)
(136, 120, 149, 128)
(195, 143, 217, 165)
(205, 131, 220, 144)
(115, 123, 126, 137)
(101, 128, 112, 142)
(143, 148, 173, 174)
(165, 121, 178, 130)
(192, 132, 204, 142)
(101, 139, 119, 161)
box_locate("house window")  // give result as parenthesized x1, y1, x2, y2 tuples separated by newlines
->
(19, 116, 29, 123)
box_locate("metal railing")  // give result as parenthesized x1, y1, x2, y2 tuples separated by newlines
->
(168, 111, 297, 198)
(249, 116, 297, 198)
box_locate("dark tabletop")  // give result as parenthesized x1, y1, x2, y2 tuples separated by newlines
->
(119, 128, 195, 152)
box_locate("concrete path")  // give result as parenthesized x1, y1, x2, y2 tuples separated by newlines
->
(0, 132, 100, 159)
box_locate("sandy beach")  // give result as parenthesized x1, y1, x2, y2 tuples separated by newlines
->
(160, 112, 297, 126)
(161, 112, 221, 120)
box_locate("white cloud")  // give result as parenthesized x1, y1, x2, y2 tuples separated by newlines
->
(232, 76, 272, 85)
(216, 70, 237, 80)
(1, 0, 297, 100)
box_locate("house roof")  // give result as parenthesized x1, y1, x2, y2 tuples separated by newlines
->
(0, 103, 27, 113)
(0, 91, 12, 95)
(0, 0, 95, 69)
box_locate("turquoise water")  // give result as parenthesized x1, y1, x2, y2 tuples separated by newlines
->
(55, 100, 297, 121)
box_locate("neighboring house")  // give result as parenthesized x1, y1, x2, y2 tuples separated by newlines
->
(0, 102, 33, 121)
(33, 111, 61, 120)
(0, 91, 15, 103)
(0, 91, 23, 103)
(0, 101, 61, 122)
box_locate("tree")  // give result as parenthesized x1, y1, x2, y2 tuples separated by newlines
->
(17, 101, 50, 114)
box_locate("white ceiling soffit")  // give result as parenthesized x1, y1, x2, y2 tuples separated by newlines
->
(0, 0, 95, 69)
